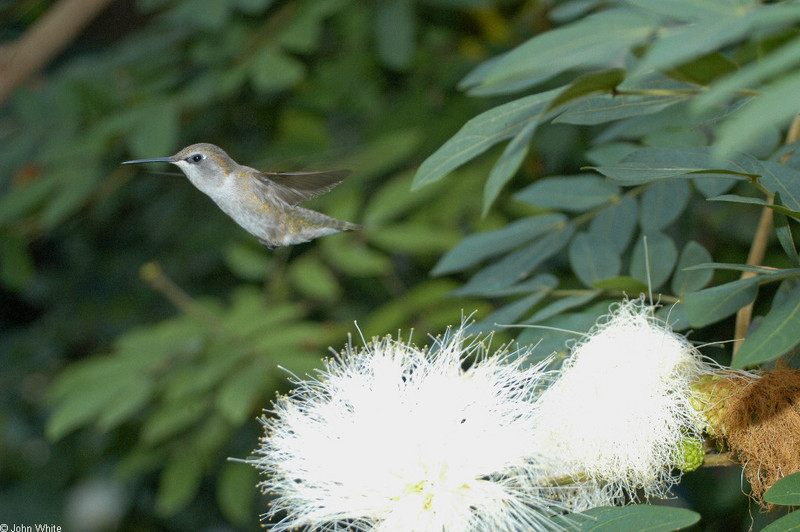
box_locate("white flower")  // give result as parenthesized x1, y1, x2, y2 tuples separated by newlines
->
(533, 298, 711, 504)
(250, 324, 572, 532)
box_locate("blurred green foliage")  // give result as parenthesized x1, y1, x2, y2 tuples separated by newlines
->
(1, 0, 502, 527)
(416, 0, 800, 372)
(3, 0, 800, 530)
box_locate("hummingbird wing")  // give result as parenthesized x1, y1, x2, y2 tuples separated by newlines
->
(254, 170, 351, 206)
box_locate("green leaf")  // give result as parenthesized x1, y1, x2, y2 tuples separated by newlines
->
(747, 4, 800, 33)
(774, 192, 800, 265)
(334, 129, 423, 184)
(555, 91, 689, 126)
(96, 379, 156, 432)
(156, 450, 205, 516)
(0, 235, 35, 290)
(470, 292, 551, 335)
(287, 253, 342, 301)
(116, 446, 166, 481)
(252, 323, 321, 355)
(693, 174, 739, 198)
(53, 348, 166, 401)
(655, 302, 692, 331)
(374, 0, 415, 71)
(683, 277, 759, 328)
(681, 262, 785, 275)
(39, 164, 102, 230)
(714, 71, 800, 156)
(626, 0, 744, 21)
(189, 415, 230, 459)
(479, 273, 559, 297)
(589, 195, 638, 253)
(523, 292, 600, 324)
(47, 389, 112, 441)
(128, 100, 180, 160)
(514, 175, 620, 212)
(162, 352, 241, 403)
(633, 16, 750, 76)
(733, 283, 800, 368)
(591, 275, 649, 293)
(545, 68, 626, 112)
(672, 241, 714, 295)
(223, 242, 272, 281)
(277, 0, 349, 53)
(630, 232, 678, 291)
(179, 65, 250, 106)
(708, 194, 800, 220)
(323, 241, 392, 277)
(760, 510, 800, 532)
(589, 103, 699, 147)
(477, 9, 653, 88)
(46, 355, 159, 440)
(432, 214, 567, 275)
(215, 364, 268, 425)
(639, 179, 690, 231)
(0, 174, 59, 227)
(217, 462, 258, 527)
(236, 0, 273, 13)
(549, 0, 605, 23)
(576, 505, 700, 531)
(591, 147, 760, 185)
(569, 232, 622, 287)
(249, 47, 306, 93)
(772, 278, 800, 310)
(695, 35, 800, 111)
(483, 120, 538, 216)
(459, 51, 514, 91)
(370, 222, 462, 255)
(362, 170, 438, 227)
(141, 397, 209, 446)
(759, 161, 800, 212)
(413, 89, 559, 189)
(556, 74, 696, 126)
(764, 472, 800, 506)
(420, 0, 492, 7)
(460, 51, 553, 97)
(163, 0, 232, 30)
(517, 311, 601, 365)
(363, 279, 481, 335)
(668, 52, 738, 85)
(453, 224, 575, 296)
(222, 290, 302, 336)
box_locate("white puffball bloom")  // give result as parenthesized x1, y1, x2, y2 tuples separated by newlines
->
(534, 298, 710, 505)
(250, 324, 570, 532)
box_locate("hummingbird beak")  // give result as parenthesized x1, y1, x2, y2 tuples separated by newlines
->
(121, 156, 177, 165)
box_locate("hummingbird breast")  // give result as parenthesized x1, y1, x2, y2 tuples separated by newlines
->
(204, 170, 358, 248)
(212, 177, 285, 239)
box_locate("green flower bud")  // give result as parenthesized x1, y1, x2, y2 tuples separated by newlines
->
(690, 373, 736, 437)
(677, 437, 704, 472)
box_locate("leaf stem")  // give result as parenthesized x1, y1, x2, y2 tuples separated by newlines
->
(733, 112, 800, 355)
(550, 289, 680, 304)
(702, 452, 739, 467)
(139, 261, 225, 335)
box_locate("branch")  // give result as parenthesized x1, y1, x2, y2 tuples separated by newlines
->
(0, 0, 113, 105)
(732, 112, 800, 356)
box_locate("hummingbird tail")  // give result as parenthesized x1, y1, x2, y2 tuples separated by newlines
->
(340, 221, 363, 231)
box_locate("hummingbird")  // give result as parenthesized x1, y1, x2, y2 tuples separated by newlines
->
(122, 143, 361, 248)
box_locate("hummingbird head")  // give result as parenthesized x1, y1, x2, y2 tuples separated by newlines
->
(122, 143, 237, 193)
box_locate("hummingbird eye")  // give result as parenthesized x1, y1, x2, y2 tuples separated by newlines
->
(188, 154, 203, 163)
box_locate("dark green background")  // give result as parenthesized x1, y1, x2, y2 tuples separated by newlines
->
(3, 0, 799, 530)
